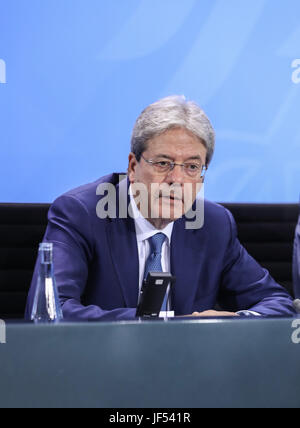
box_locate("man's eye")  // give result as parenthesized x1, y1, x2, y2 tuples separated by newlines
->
(157, 161, 170, 167)
(186, 163, 200, 170)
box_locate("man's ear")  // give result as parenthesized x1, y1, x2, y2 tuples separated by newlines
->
(128, 152, 137, 182)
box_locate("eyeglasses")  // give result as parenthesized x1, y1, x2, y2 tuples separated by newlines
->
(141, 155, 207, 178)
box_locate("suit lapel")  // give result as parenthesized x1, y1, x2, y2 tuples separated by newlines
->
(107, 216, 139, 307)
(170, 217, 205, 315)
(106, 177, 139, 307)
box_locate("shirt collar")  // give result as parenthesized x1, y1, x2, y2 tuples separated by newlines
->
(129, 184, 174, 245)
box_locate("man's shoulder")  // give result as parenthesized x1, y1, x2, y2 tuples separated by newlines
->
(174, 199, 233, 234)
(64, 173, 126, 198)
(55, 172, 126, 200)
(204, 199, 228, 214)
(203, 199, 232, 222)
(182, 199, 233, 233)
(54, 173, 126, 205)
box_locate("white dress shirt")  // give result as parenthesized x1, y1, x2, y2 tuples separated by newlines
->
(129, 185, 174, 291)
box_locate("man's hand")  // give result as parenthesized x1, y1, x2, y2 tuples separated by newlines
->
(190, 310, 239, 317)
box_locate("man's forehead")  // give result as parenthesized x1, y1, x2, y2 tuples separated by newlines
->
(145, 139, 207, 159)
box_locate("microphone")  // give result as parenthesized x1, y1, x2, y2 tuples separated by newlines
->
(293, 299, 300, 314)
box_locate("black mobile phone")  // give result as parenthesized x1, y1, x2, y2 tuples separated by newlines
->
(136, 272, 176, 318)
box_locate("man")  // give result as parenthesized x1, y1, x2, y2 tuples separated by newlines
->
(25, 96, 295, 320)
(293, 213, 300, 298)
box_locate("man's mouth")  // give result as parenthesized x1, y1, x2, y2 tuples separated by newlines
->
(159, 195, 182, 201)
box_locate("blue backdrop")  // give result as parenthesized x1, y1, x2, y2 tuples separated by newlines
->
(0, 0, 300, 203)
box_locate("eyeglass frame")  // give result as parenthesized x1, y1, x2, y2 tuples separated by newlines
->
(140, 154, 207, 179)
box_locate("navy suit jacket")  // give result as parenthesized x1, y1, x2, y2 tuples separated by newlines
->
(293, 214, 300, 298)
(25, 173, 295, 320)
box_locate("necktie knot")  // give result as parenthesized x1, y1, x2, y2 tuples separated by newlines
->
(148, 233, 166, 255)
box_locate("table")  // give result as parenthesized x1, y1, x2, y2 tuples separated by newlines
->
(0, 318, 300, 408)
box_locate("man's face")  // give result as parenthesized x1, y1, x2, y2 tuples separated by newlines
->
(128, 127, 207, 224)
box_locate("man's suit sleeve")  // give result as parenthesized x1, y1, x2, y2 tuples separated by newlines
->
(25, 194, 136, 321)
(293, 216, 300, 298)
(218, 209, 295, 316)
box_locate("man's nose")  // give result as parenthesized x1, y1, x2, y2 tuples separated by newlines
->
(165, 164, 185, 184)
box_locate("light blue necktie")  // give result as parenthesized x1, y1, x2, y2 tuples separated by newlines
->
(143, 233, 168, 311)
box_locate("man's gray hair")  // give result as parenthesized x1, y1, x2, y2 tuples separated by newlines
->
(131, 95, 215, 166)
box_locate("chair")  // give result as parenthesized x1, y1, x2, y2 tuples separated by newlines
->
(223, 203, 299, 297)
(0, 202, 298, 319)
(0, 204, 49, 319)
(292, 213, 300, 298)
